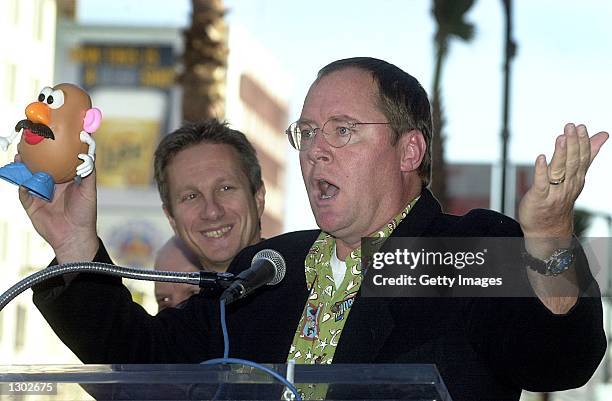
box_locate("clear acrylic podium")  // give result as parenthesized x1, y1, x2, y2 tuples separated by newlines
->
(0, 363, 453, 400)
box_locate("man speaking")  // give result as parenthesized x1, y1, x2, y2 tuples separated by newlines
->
(23, 58, 607, 401)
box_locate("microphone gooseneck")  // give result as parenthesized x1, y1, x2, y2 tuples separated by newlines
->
(0, 249, 285, 312)
(0, 262, 235, 312)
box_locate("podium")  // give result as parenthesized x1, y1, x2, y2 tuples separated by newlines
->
(0, 364, 453, 400)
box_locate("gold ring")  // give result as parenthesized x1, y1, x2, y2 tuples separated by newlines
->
(549, 175, 565, 185)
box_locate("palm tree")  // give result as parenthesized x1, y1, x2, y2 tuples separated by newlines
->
(178, 0, 228, 122)
(431, 0, 476, 209)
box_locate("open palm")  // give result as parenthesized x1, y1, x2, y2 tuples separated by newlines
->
(519, 123, 608, 238)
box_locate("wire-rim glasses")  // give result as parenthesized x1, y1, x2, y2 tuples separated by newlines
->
(286, 117, 390, 151)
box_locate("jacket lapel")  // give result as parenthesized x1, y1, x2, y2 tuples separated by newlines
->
(333, 189, 443, 362)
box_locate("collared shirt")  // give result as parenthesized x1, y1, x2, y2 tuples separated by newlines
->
(287, 197, 419, 365)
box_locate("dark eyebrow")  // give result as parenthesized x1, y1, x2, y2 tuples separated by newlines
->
(297, 115, 358, 125)
(296, 118, 316, 125)
(330, 114, 358, 121)
(174, 186, 199, 196)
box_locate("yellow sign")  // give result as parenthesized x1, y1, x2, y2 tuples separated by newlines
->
(95, 118, 159, 187)
(70, 44, 176, 89)
(71, 46, 162, 67)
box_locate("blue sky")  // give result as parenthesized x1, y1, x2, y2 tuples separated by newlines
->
(79, 0, 612, 233)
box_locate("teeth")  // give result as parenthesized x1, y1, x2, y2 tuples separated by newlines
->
(318, 179, 339, 200)
(203, 226, 231, 238)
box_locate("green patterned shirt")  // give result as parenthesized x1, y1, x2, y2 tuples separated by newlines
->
(287, 197, 419, 365)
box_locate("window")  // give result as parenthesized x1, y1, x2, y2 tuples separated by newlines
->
(31, 77, 41, 100)
(33, 0, 45, 42)
(6, 0, 20, 26)
(5, 63, 17, 103)
(0, 221, 7, 262)
(14, 305, 26, 351)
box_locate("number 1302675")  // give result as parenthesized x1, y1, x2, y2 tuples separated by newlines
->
(1, 382, 57, 395)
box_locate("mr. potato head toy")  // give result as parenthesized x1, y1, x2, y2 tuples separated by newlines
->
(0, 83, 102, 201)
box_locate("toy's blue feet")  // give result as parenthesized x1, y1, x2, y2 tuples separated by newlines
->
(0, 162, 55, 201)
(0, 162, 32, 186)
(22, 172, 55, 201)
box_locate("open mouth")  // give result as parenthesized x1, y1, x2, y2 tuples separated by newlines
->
(15, 119, 55, 145)
(203, 225, 232, 238)
(318, 179, 340, 200)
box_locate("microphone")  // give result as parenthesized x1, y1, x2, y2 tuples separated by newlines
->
(220, 249, 286, 305)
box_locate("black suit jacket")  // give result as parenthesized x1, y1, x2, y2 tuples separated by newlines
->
(33, 189, 606, 401)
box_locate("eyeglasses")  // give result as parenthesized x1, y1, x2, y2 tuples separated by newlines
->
(286, 117, 390, 151)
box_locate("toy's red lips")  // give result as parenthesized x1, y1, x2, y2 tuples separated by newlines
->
(24, 128, 45, 145)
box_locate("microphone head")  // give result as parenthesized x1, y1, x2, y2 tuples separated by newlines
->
(252, 249, 286, 286)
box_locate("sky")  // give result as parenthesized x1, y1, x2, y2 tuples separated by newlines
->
(79, 0, 612, 234)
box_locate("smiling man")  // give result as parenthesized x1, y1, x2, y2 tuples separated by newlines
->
(153, 120, 265, 273)
(24, 58, 607, 401)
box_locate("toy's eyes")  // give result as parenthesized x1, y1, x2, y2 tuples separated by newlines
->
(47, 89, 65, 109)
(37, 87, 65, 109)
(38, 87, 52, 102)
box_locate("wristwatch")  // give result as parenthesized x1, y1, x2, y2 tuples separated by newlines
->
(522, 248, 575, 277)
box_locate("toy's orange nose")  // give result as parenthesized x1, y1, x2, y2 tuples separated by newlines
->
(25, 102, 51, 125)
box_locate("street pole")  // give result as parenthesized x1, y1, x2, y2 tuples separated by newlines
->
(500, 0, 516, 214)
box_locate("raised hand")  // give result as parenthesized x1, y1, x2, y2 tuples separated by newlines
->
(519, 123, 608, 242)
(18, 153, 99, 264)
(518, 123, 608, 313)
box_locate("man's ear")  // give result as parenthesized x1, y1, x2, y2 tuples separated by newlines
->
(255, 183, 266, 218)
(398, 130, 426, 173)
(163, 203, 178, 234)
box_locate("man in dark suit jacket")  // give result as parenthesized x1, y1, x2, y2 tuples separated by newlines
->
(25, 57, 608, 401)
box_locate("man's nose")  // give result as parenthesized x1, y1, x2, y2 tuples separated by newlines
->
(25, 102, 51, 125)
(305, 129, 333, 164)
(200, 196, 225, 220)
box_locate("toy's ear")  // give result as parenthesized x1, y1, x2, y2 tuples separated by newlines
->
(83, 107, 102, 133)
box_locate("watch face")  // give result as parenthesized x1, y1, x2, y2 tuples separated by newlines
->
(546, 249, 574, 276)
